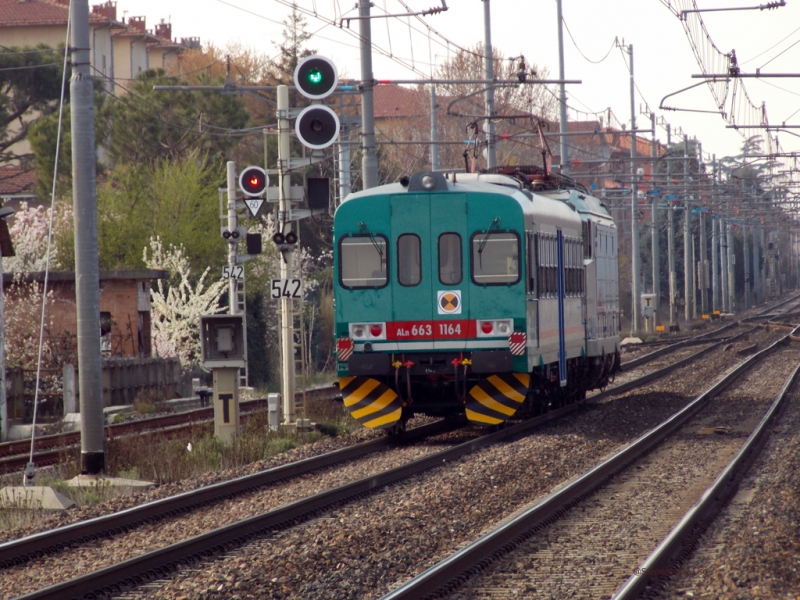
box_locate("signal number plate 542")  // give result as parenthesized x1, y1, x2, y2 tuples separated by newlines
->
(270, 278, 303, 299)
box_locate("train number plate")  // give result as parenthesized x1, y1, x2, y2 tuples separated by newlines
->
(387, 320, 473, 340)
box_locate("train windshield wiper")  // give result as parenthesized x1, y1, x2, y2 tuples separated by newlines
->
(359, 221, 384, 261)
(477, 217, 499, 268)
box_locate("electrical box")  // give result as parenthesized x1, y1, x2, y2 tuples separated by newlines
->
(200, 314, 247, 368)
(641, 293, 656, 319)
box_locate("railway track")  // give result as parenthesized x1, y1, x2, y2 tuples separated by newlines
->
(380, 329, 800, 599)
(3, 315, 795, 598)
(0, 386, 340, 474)
(4, 296, 800, 598)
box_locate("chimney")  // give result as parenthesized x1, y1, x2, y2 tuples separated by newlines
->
(128, 16, 146, 33)
(91, 1, 117, 21)
(180, 37, 201, 50)
(155, 20, 172, 42)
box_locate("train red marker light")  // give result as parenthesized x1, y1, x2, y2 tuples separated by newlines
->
(370, 324, 383, 337)
(481, 321, 494, 334)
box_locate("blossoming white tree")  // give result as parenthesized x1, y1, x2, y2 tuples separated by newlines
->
(143, 237, 228, 369)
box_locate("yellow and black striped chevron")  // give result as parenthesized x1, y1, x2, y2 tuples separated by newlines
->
(466, 373, 530, 425)
(338, 376, 402, 429)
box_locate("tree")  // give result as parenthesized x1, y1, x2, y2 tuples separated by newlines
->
(0, 45, 65, 166)
(97, 68, 250, 169)
(143, 237, 228, 369)
(2, 201, 71, 274)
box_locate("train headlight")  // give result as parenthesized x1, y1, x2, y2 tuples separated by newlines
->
(477, 319, 514, 337)
(352, 325, 365, 338)
(349, 322, 387, 340)
(421, 174, 436, 189)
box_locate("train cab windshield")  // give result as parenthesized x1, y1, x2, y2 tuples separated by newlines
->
(339, 235, 388, 288)
(470, 232, 520, 285)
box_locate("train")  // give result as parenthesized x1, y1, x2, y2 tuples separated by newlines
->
(333, 165, 621, 434)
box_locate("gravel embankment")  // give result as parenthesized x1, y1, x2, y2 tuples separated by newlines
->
(447, 345, 800, 600)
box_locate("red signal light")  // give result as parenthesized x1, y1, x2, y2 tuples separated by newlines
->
(481, 321, 494, 334)
(238, 166, 268, 197)
(370, 324, 383, 337)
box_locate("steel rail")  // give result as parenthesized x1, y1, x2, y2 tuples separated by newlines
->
(621, 320, 739, 370)
(379, 330, 795, 600)
(12, 404, 585, 600)
(612, 361, 800, 599)
(0, 386, 339, 467)
(591, 323, 759, 403)
(0, 418, 450, 570)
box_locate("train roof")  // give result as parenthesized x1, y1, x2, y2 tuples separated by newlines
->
(339, 171, 610, 231)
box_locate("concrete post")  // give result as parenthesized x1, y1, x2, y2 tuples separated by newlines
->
(700, 211, 708, 315)
(430, 87, 439, 171)
(752, 225, 760, 305)
(358, 0, 378, 189)
(277, 86, 295, 425)
(556, 0, 569, 176)
(721, 219, 729, 312)
(683, 138, 692, 322)
(63, 364, 76, 414)
(71, 0, 104, 475)
(712, 217, 720, 312)
(666, 125, 677, 325)
(727, 221, 736, 313)
(628, 45, 641, 333)
(482, 0, 496, 169)
(743, 224, 750, 309)
(650, 113, 659, 312)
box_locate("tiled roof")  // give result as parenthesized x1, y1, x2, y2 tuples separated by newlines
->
(373, 84, 429, 119)
(0, 166, 36, 196)
(0, 0, 113, 27)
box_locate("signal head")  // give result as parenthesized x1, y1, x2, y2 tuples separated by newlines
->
(239, 166, 268, 198)
(284, 230, 298, 245)
(295, 104, 340, 150)
(294, 55, 338, 100)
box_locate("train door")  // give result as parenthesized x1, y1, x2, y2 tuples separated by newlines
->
(389, 194, 433, 348)
(556, 230, 567, 387)
(430, 195, 469, 350)
(526, 231, 539, 356)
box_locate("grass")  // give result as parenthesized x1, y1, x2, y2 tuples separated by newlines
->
(0, 379, 355, 532)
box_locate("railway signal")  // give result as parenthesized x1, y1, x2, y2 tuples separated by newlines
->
(293, 55, 340, 151)
(293, 54, 338, 100)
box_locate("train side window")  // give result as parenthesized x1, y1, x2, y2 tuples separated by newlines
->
(397, 234, 421, 286)
(583, 221, 592, 258)
(527, 232, 536, 294)
(339, 234, 388, 288)
(470, 231, 520, 285)
(438, 233, 462, 285)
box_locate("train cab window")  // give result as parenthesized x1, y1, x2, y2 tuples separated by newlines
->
(471, 231, 520, 285)
(397, 234, 421, 286)
(339, 235, 388, 288)
(526, 232, 536, 295)
(438, 233, 462, 285)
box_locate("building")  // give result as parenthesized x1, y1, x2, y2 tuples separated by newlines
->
(3, 269, 168, 359)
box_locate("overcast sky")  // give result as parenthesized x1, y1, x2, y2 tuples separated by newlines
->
(117, 0, 800, 164)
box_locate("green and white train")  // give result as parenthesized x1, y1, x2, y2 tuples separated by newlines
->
(333, 166, 620, 433)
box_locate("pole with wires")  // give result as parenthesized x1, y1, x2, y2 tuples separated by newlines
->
(482, 0, 496, 169)
(70, 0, 105, 476)
(556, 0, 569, 176)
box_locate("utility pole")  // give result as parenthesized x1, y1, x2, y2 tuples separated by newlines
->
(483, 0, 496, 168)
(721, 217, 729, 312)
(277, 85, 296, 424)
(430, 87, 440, 171)
(743, 223, 750, 309)
(226, 162, 239, 315)
(712, 217, 720, 312)
(627, 44, 642, 333)
(556, 0, 569, 176)
(650, 112, 659, 313)
(70, 0, 104, 477)
(698, 142, 708, 316)
(752, 224, 760, 305)
(727, 220, 736, 312)
(358, 0, 378, 189)
(667, 124, 677, 325)
(683, 135, 692, 322)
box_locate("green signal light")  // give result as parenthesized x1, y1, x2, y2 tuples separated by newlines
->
(307, 68, 323, 85)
